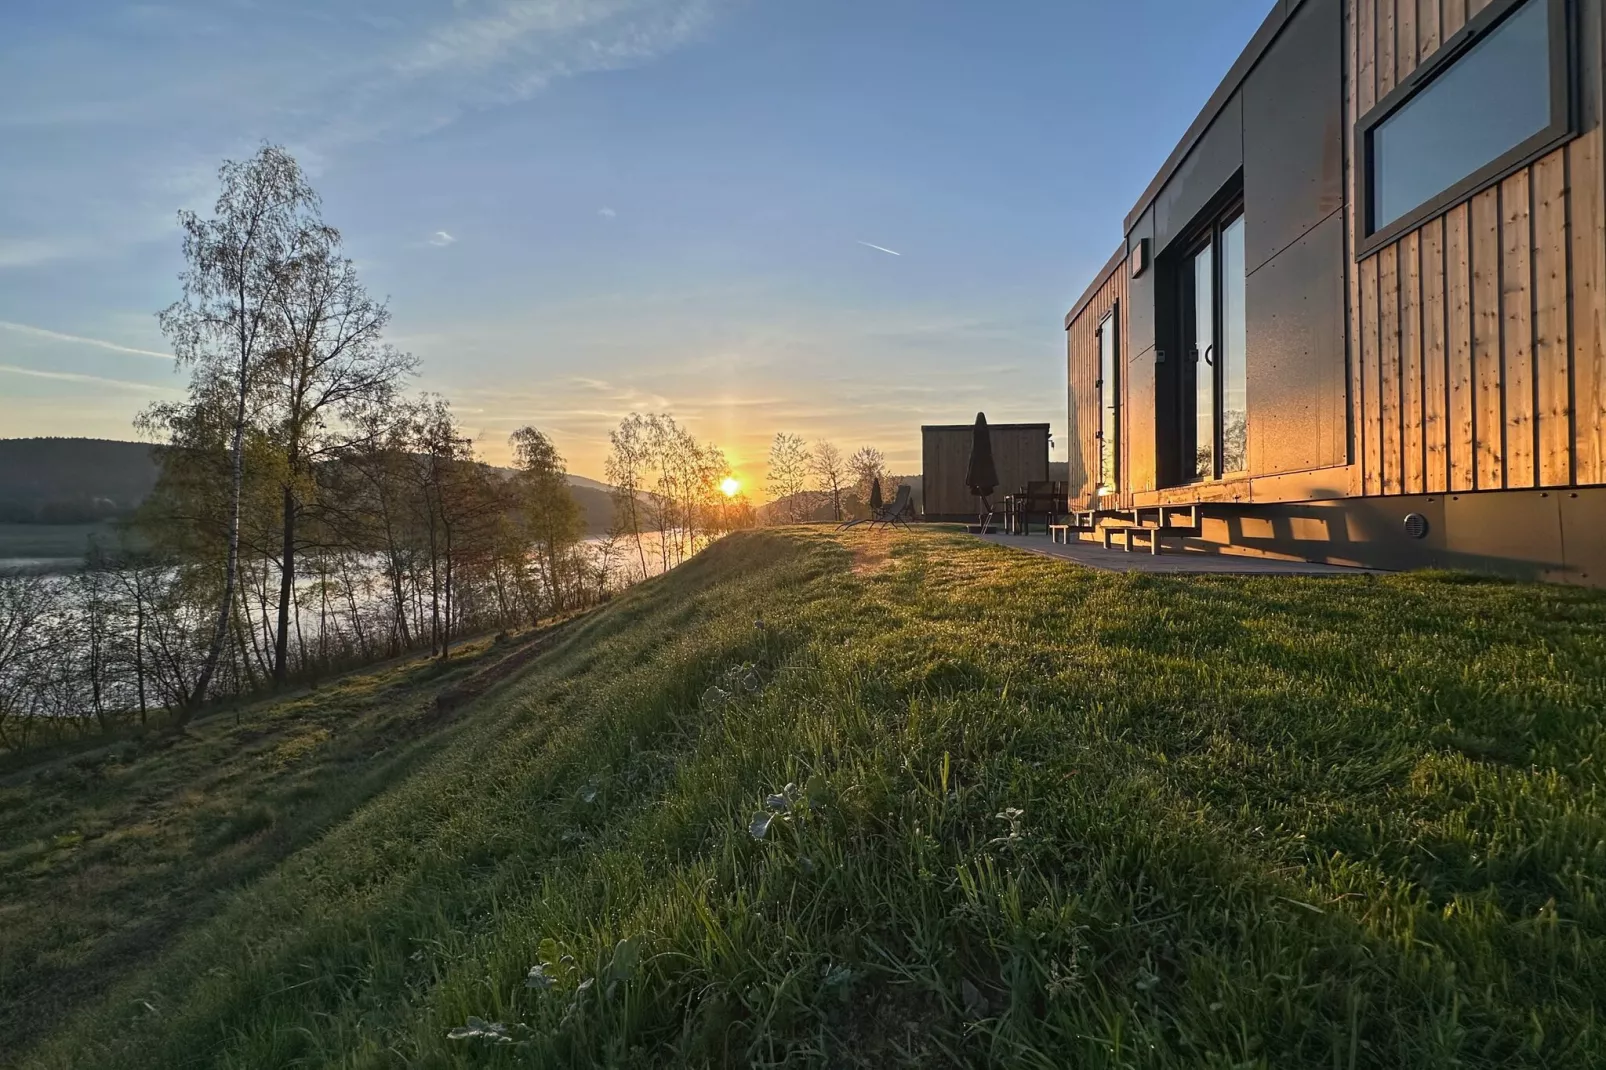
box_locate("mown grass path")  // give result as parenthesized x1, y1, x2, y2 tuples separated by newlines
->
(7, 528, 1606, 1068)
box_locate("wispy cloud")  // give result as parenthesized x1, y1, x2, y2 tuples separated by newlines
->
(857, 241, 902, 257)
(0, 363, 176, 392)
(0, 1, 733, 272)
(313, 0, 729, 148)
(428, 230, 457, 247)
(0, 320, 173, 361)
(597, 206, 617, 219)
(0, 237, 84, 269)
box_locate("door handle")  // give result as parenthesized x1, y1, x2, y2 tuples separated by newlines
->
(1204, 344, 1215, 367)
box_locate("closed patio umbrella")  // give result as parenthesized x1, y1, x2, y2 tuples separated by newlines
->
(869, 476, 884, 513)
(965, 412, 999, 532)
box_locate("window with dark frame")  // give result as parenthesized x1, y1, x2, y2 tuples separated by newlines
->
(1096, 306, 1118, 494)
(1357, 0, 1574, 256)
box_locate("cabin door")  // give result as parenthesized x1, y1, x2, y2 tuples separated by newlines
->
(1178, 206, 1247, 482)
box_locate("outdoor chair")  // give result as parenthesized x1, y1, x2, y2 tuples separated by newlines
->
(1013, 480, 1065, 535)
(837, 483, 914, 531)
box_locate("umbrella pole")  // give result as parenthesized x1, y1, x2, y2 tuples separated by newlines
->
(976, 495, 993, 535)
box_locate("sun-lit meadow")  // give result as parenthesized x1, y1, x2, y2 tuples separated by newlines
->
(4, 527, 1605, 1068)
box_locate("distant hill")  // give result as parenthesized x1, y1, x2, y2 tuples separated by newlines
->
(0, 438, 618, 534)
(757, 474, 922, 524)
(563, 481, 616, 535)
(0, 438, 159, 523)
(566, 473, 614, 494)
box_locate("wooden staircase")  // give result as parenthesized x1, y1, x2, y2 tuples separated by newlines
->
(1053, 505, 1203, 555)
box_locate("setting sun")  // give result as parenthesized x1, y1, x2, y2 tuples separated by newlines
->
(720, 477, 741, 498)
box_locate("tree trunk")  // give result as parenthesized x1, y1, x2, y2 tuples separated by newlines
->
(441, 527, 453, 660)
(629, 496, 648, 577)
(134, 589, 148, 726)
(186, 394, 247, 719)
(272, 480, 295, 682)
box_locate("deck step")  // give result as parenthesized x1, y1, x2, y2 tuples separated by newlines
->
(1100, 525, 1201, 556)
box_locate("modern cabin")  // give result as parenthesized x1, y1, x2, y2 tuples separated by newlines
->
(1064, 0, 1606, 584)
(921, 423, 1051, 520)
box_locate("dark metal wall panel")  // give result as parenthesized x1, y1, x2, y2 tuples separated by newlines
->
(1153, 92, 1245, 256)
(1125, 1, 1293, 233)
(1243, 0, 1344, 273)
(1560, 489, 1606, 585)
(1442, 491, 1568, 582)
(1245, 210, 1348, 476)
(1126, 206, 1157, 357)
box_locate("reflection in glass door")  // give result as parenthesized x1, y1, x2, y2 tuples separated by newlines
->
(1179, 206, 1247, 482)
(1189, 242, 1215, 482)
(1097, 310, 1118, 493)
(1221, 216, 1247, 474)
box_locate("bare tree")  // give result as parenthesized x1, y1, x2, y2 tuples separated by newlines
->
(156, 144, 319, 715)
(606, 414, 650, 577)
(810, 440, 847, 522)
(0, 572, 54, 748)
(767, 433, 812, 523)
(265, 220, 414, 682)
(848, 445, 886, 516)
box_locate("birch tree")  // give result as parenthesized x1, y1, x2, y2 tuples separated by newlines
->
(156, 144, 318, 715)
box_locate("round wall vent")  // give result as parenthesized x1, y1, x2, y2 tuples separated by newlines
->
(1403, 512, 1430, 539)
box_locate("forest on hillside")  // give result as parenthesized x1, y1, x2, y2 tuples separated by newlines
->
(0, 437, 621, 532)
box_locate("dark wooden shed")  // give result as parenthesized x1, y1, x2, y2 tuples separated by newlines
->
(921, 423, 1051, 520)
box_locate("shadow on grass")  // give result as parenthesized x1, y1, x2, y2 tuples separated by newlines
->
(0, 635, 519, 1056)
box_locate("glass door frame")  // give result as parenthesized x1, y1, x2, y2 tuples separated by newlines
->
(1177, 196, 1246, 484)
(1095, 304, 1119, 495)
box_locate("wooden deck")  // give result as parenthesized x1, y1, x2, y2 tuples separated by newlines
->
(975, 533, 1383, 576)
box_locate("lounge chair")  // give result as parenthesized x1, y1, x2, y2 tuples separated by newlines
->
(838, 483, 914, 531)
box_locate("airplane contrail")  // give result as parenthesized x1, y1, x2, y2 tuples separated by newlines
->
(857, 241, 902, 257)
(0, 320, 173, 361)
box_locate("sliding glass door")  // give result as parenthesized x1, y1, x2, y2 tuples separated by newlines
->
(1097, 309, 1118, 494)
(1220, 216, 1247, 475)
(1180, 205, 1247, 482)
(1187, 240, 1215, 481)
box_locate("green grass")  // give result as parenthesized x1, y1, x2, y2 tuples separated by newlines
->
(5, 527, 1606, 1068)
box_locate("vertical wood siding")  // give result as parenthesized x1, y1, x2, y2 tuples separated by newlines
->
(1066, 261, 1130, 510)
(1348, 0, 1606, 494)
(1422, 217, 1449, 489)
(1402, 230, 1425, 493)
(921, 427, 1051, 517)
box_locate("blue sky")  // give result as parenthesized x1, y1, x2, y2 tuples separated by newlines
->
(0, 0, 1272, 484)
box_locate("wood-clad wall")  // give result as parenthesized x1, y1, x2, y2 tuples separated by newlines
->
(1348, 0, 1606, 495)
(1066, 259, 1130, 510)
(920, 425, 1051, 516)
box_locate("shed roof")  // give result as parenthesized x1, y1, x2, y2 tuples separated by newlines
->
(921, 423, 1051, 433)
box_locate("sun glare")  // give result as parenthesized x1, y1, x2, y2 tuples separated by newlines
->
(721, 477, 741, 498)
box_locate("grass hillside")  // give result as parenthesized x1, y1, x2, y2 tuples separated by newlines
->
(5, 528, 1606, 1068)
